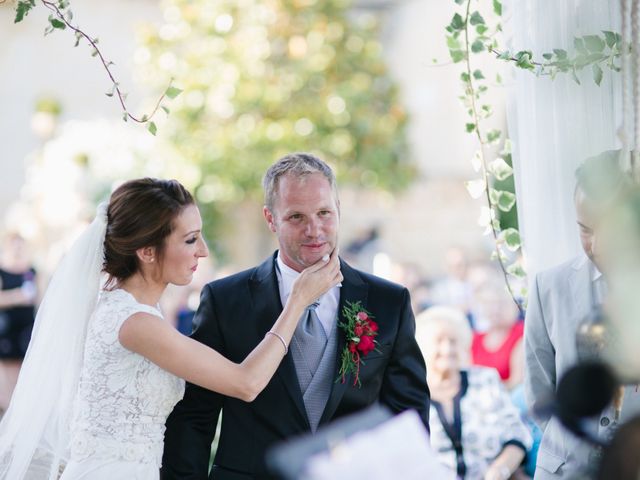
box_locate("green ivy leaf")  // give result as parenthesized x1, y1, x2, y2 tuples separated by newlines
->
(603, 30, 617, 48)
(489, 157, 513, 181)
(542, 53, 553, 60)
(161, 106, 170, 114)
(486, 129, 501, 143)
(460, 72, 470, 82)
(553, 48, 568, 59)
(497, 190, 516, 212)
(449, 13, 465, 32)
(447, 35, 461, 50)
(502, 228, 521, 251)
(473, 69, 485, 80)
(15, 0, 36, 23)
(476, 24, 489, 35)
(507, 263, 526, 278)
(571, 69, 581, 85)
(493, 0, 502, 16)
(465, 123, 477, 133)
(489, 188, 500, 205)
(455, 0, 465, 4)
(471, 40, 485, 53)
(615, 32, 622, 47)
(165, 86, 183, 99)
(514, 50, 535, 70)
(50, 18, 66, 30)
(147, 121, 158, 136)
(592, 63, 603, 86)
(470, 11, 485, 26)
(498, 50, 511, 60)
(450, 50, 466, 63)
(574, 37, 588, 55)
(583, 34, 605, 53)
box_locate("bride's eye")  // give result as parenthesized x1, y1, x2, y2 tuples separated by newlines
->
(186, 237, 198, 245)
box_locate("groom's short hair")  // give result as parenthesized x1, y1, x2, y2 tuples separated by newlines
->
(262, 152, 338, 211)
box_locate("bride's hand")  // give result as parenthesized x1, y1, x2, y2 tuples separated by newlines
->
(289, 249, 342, 308)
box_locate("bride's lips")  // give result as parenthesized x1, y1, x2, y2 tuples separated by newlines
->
(191, 265, 198, 272)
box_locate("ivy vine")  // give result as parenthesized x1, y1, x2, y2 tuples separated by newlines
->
(10, 0, 180, 135)
(446, 0, 623, 311)
(446, 0, 525, 314)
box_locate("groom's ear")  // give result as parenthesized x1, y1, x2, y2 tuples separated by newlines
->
(136, 246, 157, 264)
(263, 206, 277, 233)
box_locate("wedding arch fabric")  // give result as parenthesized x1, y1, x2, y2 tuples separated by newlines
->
(0, 204, 107, 480)
(504, 0, 623, 277)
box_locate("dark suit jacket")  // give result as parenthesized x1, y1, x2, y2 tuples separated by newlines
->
(162, 253, 430, 479)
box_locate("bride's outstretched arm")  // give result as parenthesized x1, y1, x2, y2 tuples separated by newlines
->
(118, 251, 342, 402)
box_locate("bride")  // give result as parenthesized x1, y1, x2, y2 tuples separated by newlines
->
(0, 178, 342, 479)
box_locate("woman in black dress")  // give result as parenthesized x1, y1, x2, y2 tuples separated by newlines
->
(0, 232, 37, 411)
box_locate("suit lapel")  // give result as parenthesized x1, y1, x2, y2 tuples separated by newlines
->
(249, 253, 309, 426)
(319, 259, 368, 424)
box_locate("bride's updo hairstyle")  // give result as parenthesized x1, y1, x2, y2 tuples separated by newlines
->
(103, 178, 194, 287)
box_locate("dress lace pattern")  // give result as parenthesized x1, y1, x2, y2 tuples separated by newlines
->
(68, 289, 184, 467)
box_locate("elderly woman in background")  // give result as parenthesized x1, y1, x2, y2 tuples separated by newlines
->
(471, 279, 524, 390)
(416, 306, 531, 480)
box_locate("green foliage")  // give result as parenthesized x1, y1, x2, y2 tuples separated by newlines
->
(14, 0, 36, 23)
(139, 0, 414, 255)
(13, 0, 178, 130)
(445, 0, 523, 311)
(495, 31, 624, 85)
(164, 86, 182, 100)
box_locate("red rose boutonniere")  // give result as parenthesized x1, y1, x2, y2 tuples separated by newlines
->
(337, 301, 379, 387)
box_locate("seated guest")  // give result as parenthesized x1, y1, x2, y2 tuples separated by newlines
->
(471, 279, 524, 390)
(416, 306, 531, 480)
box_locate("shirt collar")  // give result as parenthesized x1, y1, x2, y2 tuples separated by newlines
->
(591, 262, 603, 282)
(275, 251, 342, 301)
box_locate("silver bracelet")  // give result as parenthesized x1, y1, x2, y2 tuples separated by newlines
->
(265, 331, 288, 355)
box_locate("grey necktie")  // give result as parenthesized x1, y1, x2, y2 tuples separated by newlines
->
(293, 301, 327, 389)
(294, 302, 327, 395)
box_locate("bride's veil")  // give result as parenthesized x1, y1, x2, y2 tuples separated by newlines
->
(0, 203, 108, 479)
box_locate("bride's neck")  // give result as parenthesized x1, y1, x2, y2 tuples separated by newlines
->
(118, 273, 166, 307)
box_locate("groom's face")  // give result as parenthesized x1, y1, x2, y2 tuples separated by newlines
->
(264, 172, 339, 272)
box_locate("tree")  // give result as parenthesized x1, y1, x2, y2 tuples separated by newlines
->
(137, 0, 414, 255)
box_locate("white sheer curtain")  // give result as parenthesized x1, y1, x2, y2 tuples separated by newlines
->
(504, 0, 622, 278)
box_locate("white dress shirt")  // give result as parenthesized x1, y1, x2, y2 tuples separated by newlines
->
(275, 253, 341, 336)
(591, 262, 607, 306)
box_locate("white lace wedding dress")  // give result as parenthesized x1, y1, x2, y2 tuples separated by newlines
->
(60, 289, 185, 479)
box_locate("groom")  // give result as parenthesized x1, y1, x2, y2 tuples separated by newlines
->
(162, 153, 430, 479)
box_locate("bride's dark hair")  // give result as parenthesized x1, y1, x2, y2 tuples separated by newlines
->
(103, 178, 194, 286)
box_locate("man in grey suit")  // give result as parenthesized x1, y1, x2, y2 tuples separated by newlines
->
(525, 151, 640, 479)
